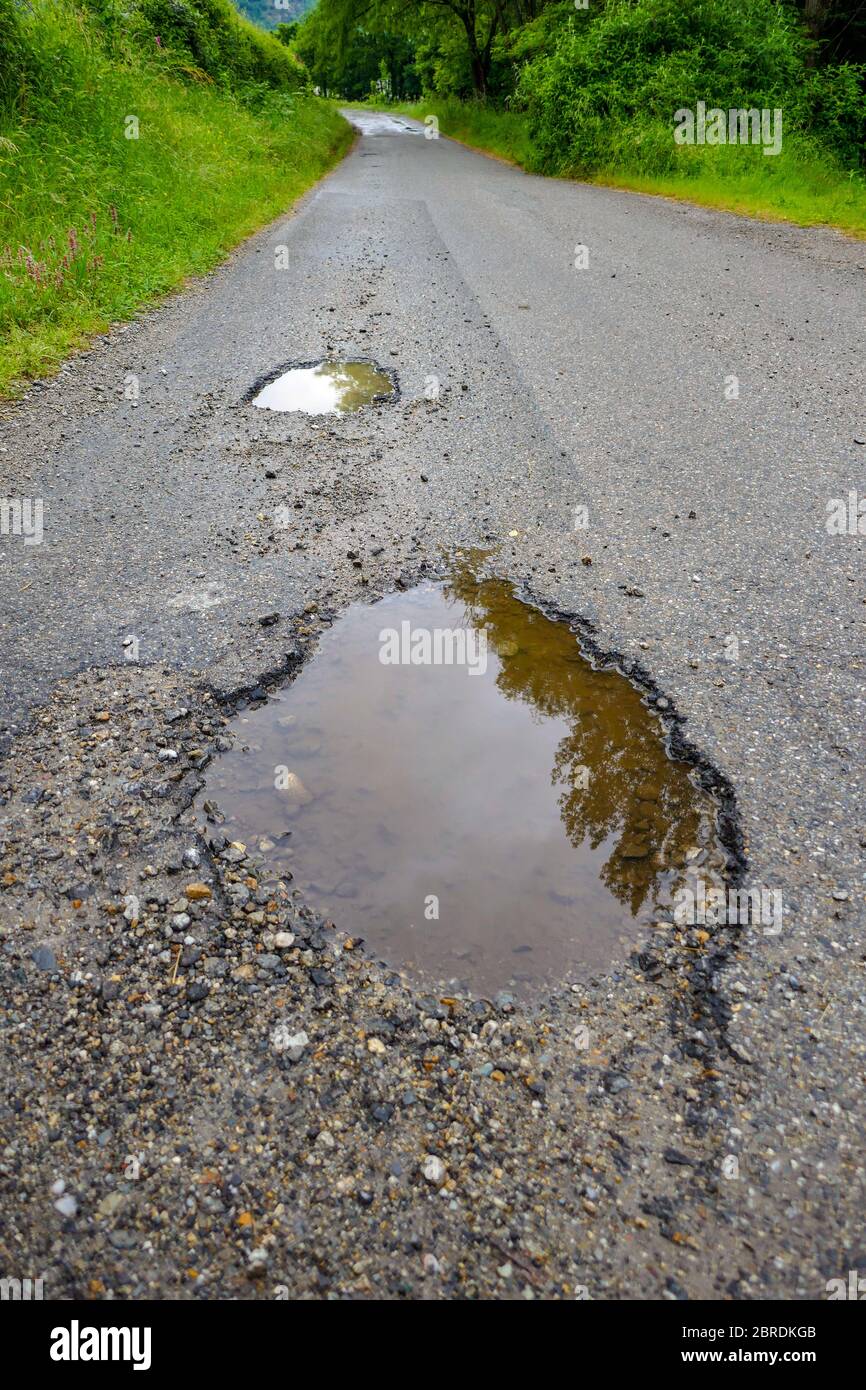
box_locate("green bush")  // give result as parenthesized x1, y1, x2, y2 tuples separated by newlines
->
(801, 62, 866, 169)
(73, 0, 309, 91)
(516, 0, 865, 176)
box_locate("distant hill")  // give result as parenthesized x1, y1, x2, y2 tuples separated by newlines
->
(234, 0, 314, 30)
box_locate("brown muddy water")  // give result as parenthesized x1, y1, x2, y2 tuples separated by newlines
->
(251, 360, 395, 414)
(198, 572, 728, 996)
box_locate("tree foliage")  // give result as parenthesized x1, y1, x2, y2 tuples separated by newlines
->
(515, 0, 865, 173)
(297, 0, 865, 172)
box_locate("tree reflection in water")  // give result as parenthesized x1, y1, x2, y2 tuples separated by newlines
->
(445, 563, 722, 919)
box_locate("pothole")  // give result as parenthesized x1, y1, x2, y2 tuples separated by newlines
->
(197, 569, 730, 997)
(249, 359, 397, 414)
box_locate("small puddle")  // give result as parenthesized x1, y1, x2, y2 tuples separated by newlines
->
(198, 570, 728, 996)
(250, 359, 396, 415)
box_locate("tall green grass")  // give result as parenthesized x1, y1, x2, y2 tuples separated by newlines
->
(374, 98, 866, 238)
(0, 1, 351, 395)
(588, 133, 866, 236)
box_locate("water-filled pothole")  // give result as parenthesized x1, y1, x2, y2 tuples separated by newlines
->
(198, 571, 728, 996)
(250, 359, 396, 414)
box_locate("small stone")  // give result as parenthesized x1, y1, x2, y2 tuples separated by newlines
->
(97, 1191, 126, 1217)
(421, 1155, 446, 1186)
(185, 883, 212, 901)
(274, 932, 295, 949)
(271, 1025, 308, 1061)
(31, 946, 58, 972)
(367, 1037, 386, 1055)
(54, 1194, 77, 1218)
(604, 1073, 630, 1094)
(276, 772, 311, 805)
(664, 1148, 694, 1166)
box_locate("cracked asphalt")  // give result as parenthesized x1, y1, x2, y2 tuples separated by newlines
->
(0, 109, 864, 1300)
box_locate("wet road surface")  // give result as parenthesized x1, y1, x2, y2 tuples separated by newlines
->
(0, 107, 864, 1300)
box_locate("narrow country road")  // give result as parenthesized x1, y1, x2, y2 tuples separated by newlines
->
(0, 110, 864, 1299)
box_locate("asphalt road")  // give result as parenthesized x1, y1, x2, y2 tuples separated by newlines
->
(0, 109, 864, 1299)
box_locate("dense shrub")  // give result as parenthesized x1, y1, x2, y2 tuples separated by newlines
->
(801, 61, 866, 168)
(68, 0, 309, 92)
(515, 0, 865, 175)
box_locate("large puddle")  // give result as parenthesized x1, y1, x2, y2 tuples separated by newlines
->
(251, 360, 396, 414)
(197, 571, 728, 996)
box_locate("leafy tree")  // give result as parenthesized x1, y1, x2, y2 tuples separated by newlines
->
(298, 0, 541, 97)
(295, 0, 419, 98)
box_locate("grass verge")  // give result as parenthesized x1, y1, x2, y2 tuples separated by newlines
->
(0, 4, 352, 397)
(370, 99, 866, 239)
